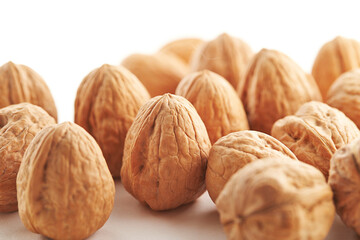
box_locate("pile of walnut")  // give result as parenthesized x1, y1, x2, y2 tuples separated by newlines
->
(1, 33, 360, 240)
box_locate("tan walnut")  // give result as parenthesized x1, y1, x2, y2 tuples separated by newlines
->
(121, 93, 211, 211)
(327, 69, 360, 128)
(75, 64, 150, 177)
(122, 53, 188, 97)
(17, 122, 115, 240)
(190, 33, 253, 89)
(329, 137, 360, 235)
(238, 49, 322, 134)
(271, 101, 360, 179)
(206, 130, 297, 202)
(0, 61, 58, 121)
(216, 158, 335, 240)
(176, 70, 249, 144)
(0, 103, 55, 212)
(312, 36, 360, 97)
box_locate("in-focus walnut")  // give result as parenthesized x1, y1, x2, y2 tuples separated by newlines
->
(121, 93, 211, 211)
(312, 36, 360, 97)
(75, 64, 150, 177)
(190, 33, 253, 89)
(176, 70, 249, 144)
(238, 49, 322, 134)
(0, 103, 55, 212)
(271, 101, 360, 179)
(0, 61, 58, 121)
(206, 130, 297, 202)
(122, 53, 188, 97)
(216, 158, 335, 240)
(327, 69, 360, 128)
(329, 137, 360, 235)
(17, 122, 115, 240)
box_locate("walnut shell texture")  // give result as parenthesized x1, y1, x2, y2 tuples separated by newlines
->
(271, 101, 360, 179)
(312, 36, 360, 97)
(191, 33, 253, 89)
(206, 130, 297, 202)
(17, 122, 115, 240)
(0, 61, 58, 121)
(122, 53, 188, 97)
(176, 70, 249, 144)
(0, 103, 55, 212)
(238, 49, 322, 134)
(121, 93, 211, 211)
(75, 64, 150, 177)
(216, 158, 335, 240)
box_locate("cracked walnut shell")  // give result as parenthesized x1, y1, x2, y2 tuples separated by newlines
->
(17, 122, 115, 240)
(121, 93, 211, 211)
(216, 158, 335, 240)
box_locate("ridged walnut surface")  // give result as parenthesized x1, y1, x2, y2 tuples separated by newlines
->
(74, 64, 150, 177)
(17, 122, 115, 240)
(238, 49, 322, 134)
(0, 103, 55, 212)
(329, 137, 360, 235)
(206, 130, 297, 202)
(271, 101, 360, 179)
(122, 53, 188, 97)
(312, 36, 360, 97)
(191, 33, 253, 89)
(176, 70, 249, 144)
(121, 94, 211, 211)
(216, 158, 335, 240)
(0, 61, 58, 121)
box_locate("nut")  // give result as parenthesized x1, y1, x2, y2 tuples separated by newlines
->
(329, 137, 360, 235)
(238, 49, 322, 134)
(122, 53, 188, 97)
(120, 93, 211, 211)
(206, 130, 297, 202)
(216, 158, 335, 240)
(75, 64, 150, 177)
(176, 70, 249, 144)
(0, 61, 58, 121)
(271, 101, 360, 179)
(0, 103, 55, 212)
(312, 36, 360, 97)
(327, 69, 360, 128)
(17, 122, 115, 240)
(190, 33, 253, 89)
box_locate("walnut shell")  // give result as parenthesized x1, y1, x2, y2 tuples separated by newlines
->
(216, 158, 335, 240)
(17, 122, 115, 240)
(271, 101, 360, 179)
(238, 49, 322, 134)
(75, 64, 150, 177)
(0, 103, 55, 212)
(312, 36, 360, 97)
(191, 33, 253, 89)
(329, 137, 360, 235)
(206, 130, 297, 202)
(176, 70, 249, 144)
(121, 93, 211, 211)
(122, 53, 188, 97)
(0, 61, 58, 121)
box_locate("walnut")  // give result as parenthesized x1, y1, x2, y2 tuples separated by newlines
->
(271, 101, 360, 179)
(238, 49, 322, 134)
(75, 64, 150, 177)
(17, 122, 115, 240)
(120, 93, 211, 211)
(176, 70, 249, 144)
(0, 61, 58, 121)
(216, 158, 335, 240)
(0, 103, 55, 212)
(206, 130, 297, 202)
